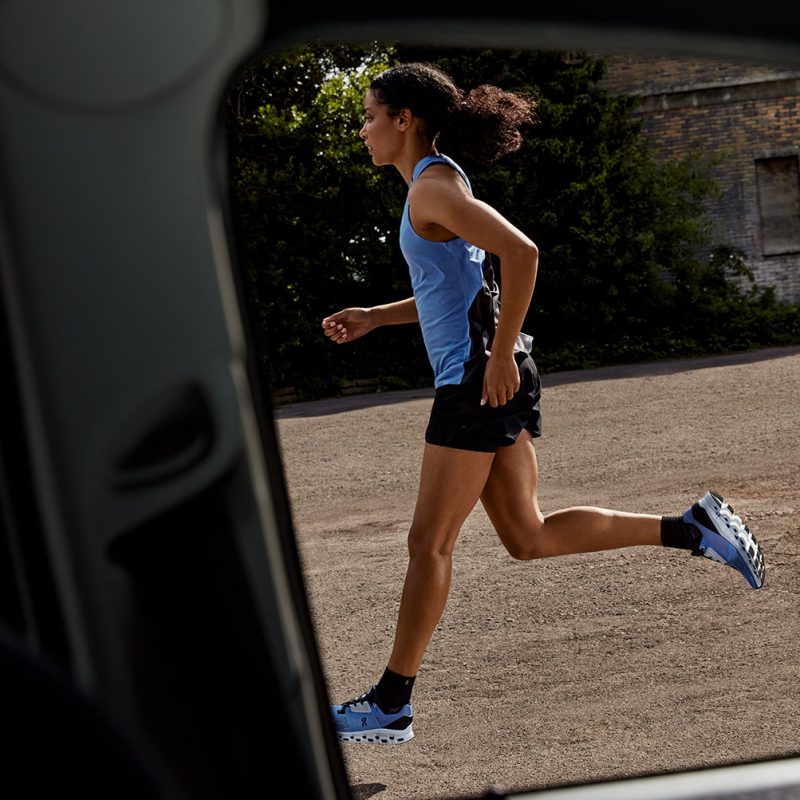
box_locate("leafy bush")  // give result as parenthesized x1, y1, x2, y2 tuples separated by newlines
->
(224, 43, 800, 398)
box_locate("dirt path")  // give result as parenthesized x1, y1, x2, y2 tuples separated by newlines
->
(275, 346, 800, 800)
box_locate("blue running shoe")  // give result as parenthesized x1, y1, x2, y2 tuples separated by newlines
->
(331, 686, 414, 744)
(683, 490, 765, 589)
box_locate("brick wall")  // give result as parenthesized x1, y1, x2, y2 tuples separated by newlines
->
(598, 54, 800, 303)
(598, 53, 800, 96)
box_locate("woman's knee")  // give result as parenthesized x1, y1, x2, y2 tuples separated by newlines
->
(496, 517, 547, 561)
(501, 537, 545, 561)
(406, 520, 459, 561)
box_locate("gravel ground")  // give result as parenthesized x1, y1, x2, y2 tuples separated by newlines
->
(275, 345, 800, 800)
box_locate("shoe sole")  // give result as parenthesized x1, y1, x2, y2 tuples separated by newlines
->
(337, 726, 414, 745)
(695, 491, 765, 589)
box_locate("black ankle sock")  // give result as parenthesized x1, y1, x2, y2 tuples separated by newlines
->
(375, 667, 415, 713)
(660, 515, 700, 550)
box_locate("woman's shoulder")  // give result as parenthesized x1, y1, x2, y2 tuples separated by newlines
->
(407, 163, 474, 235)
(410, 163, 468, 203)
(413, 155, 470, 191)
(413, 152, 464, 175)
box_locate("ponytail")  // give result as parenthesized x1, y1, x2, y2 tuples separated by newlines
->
(445, 84, 538, 164)
(370, 62, 538, 164)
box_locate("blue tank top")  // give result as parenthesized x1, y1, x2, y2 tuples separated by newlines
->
(400, 154, 531, 388)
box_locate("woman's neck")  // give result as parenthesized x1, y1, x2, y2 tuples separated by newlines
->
(396, 143, 438, 186)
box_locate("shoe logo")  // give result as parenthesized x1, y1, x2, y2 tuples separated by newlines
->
(361, 717, 368, 728)
(704, 546, 727, 565)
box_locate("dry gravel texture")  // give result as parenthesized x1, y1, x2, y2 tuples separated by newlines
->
(275, 346, 800, 800)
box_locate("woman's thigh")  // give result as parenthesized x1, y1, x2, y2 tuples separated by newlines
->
(410, 442, 495, 555)
(479, 429, 544, 557)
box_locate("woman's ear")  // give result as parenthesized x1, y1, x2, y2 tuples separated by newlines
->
(395, 108, 412, 131)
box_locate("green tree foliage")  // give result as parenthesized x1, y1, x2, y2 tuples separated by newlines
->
(224, 43, 800, 397)
(397, 45, 800, 370)
(225, 43, 427, 398)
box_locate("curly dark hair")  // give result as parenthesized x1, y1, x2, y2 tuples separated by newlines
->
(369, 62, 538, 164)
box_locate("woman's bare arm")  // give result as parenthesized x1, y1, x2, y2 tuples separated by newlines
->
(410, 167, 538, 406)
(322, 297, 418, 344)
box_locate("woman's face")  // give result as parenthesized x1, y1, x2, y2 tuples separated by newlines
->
(359, 89, 402, 166)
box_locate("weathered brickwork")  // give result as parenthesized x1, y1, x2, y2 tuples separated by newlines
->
(598, 54, 800, 302)
(598, 54, 800, 96)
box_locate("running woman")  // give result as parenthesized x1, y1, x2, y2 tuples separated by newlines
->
(321, 62, 765, 745)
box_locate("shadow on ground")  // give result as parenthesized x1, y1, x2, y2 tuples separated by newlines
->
(274, 345, 800, 419)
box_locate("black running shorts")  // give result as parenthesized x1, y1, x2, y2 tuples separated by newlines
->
(425, 352, 542, 453)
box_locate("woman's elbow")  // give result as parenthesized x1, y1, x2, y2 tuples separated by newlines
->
(515, 238, 538, 268)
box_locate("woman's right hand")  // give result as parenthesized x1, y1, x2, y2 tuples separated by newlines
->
(321, 307, 375, 344)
